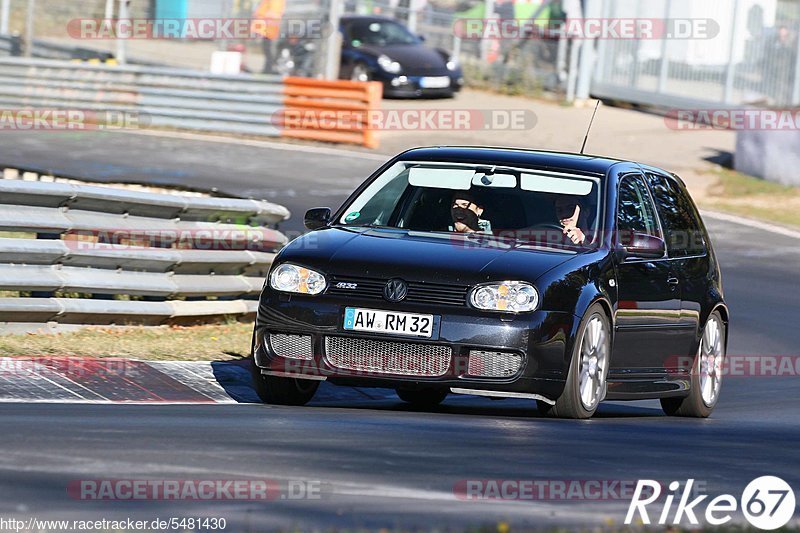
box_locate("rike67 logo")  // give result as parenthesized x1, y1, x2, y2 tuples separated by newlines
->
(625, 476, 796, 529)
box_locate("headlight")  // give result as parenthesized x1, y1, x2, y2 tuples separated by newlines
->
(377, 54, 402, 74)
(446, 57, 459, 71)
(269, 263, 327, 295)
(470, 281, 539, 313)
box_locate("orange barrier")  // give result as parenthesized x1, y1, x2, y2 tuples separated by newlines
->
(281, 77, 383, 149)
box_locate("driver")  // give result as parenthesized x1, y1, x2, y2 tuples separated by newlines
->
(450, 192, 492, 234)
(555, 196, 587, 245)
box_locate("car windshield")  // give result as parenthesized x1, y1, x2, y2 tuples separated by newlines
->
(348, 20, 420, 46)
(337, 162, 602, 249)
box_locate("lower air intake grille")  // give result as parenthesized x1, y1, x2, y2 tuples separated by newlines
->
(324, 336, 451, 377)
(269, 333, 313, 360)
(467, 350, 523, 377)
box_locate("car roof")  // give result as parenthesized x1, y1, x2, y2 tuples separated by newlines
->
(394, 146, 639, 177)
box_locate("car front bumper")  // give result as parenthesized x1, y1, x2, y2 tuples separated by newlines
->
(377, 73, 464, 98)
(253, 291, 579, 402)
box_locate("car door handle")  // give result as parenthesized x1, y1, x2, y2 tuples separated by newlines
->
(667, 277, 680, 285)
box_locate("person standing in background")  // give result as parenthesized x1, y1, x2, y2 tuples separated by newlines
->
(252, 0, 286, 73)
(769, 25, 795, 104)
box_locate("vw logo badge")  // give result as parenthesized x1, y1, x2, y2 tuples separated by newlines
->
(383, 278, 408, 302)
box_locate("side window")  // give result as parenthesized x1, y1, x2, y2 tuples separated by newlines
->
(646, 173, 707, 257)
(617, 174, 661, 238)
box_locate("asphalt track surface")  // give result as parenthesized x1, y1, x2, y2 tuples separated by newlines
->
(1, 131, 799, 530)
(0, 130, 384, 235)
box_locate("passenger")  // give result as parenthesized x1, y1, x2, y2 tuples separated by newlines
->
(450, 192, 492, 234)
(555, 196, 587, 245)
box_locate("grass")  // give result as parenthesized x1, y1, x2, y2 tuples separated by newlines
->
(699, 167, 800, 229)
(0, 322, 253, 361)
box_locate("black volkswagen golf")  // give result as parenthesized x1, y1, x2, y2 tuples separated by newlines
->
(252, 147, 728, 419)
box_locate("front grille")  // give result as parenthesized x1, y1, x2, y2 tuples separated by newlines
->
(327, 276, 468, 307)
(269, 333, 313, 360)
(467, 350, 523, 378)
(405, 67, 448, 77)
(324, 336, 452, 377)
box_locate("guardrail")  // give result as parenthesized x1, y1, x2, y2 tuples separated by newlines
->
(0, 57, 382, 148)
(0, 176, 290, 330)
(281, 77, 382, 148)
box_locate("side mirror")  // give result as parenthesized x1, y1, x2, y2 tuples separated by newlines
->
(621, 232, 666, 260)
(304, 207, 331, 230)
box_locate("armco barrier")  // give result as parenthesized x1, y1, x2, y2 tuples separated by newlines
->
(282, 77, 382, 149)
(0, 57, 382, 148)
(0, 177, 290, 329)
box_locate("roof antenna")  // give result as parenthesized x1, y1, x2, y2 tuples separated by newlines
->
(580, 100, 602, 155)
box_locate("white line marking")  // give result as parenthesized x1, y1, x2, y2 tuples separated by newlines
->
(119, 129, 389, 161)
(146, 361, 238, 403)
(702, 210, 800, 240)
(41, 368, 111, 401)
(0, 399, 233, 404)
(28, 372, 88, 401)
(0, 359, 244, 404)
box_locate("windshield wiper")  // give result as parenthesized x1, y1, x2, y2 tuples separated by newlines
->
(357, 223, 399, 230)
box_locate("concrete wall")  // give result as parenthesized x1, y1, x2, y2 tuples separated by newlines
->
(735, 129, 800, 186)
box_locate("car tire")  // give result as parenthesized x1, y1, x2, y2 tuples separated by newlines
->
(251, 360, 319, 406)
(396, 388, 448, 408)
(537, 303, 611, 419)
(661, 311, 725, 418)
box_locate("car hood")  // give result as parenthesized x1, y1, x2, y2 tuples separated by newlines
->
(361, 43, 447, 73)
(279, 227, 579, 285)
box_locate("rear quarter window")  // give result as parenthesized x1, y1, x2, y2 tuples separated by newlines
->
(646, 173, 707, 257)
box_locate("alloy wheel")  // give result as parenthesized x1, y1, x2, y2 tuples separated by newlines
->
(578, 315, 609, 411)
(699, 315, 724, 406)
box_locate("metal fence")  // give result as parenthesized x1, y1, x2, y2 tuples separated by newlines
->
(0, 174, 290, 329)
(0, 0, 326, 72)
(591, 0, 800, 107)
(343, 0, 568, 95)
(0, 0, 567, 93)
(3, 0, 797, 108)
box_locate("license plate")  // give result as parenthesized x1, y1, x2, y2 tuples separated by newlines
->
(344, 307, 434, 338)
(420, 76, 451, 89)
